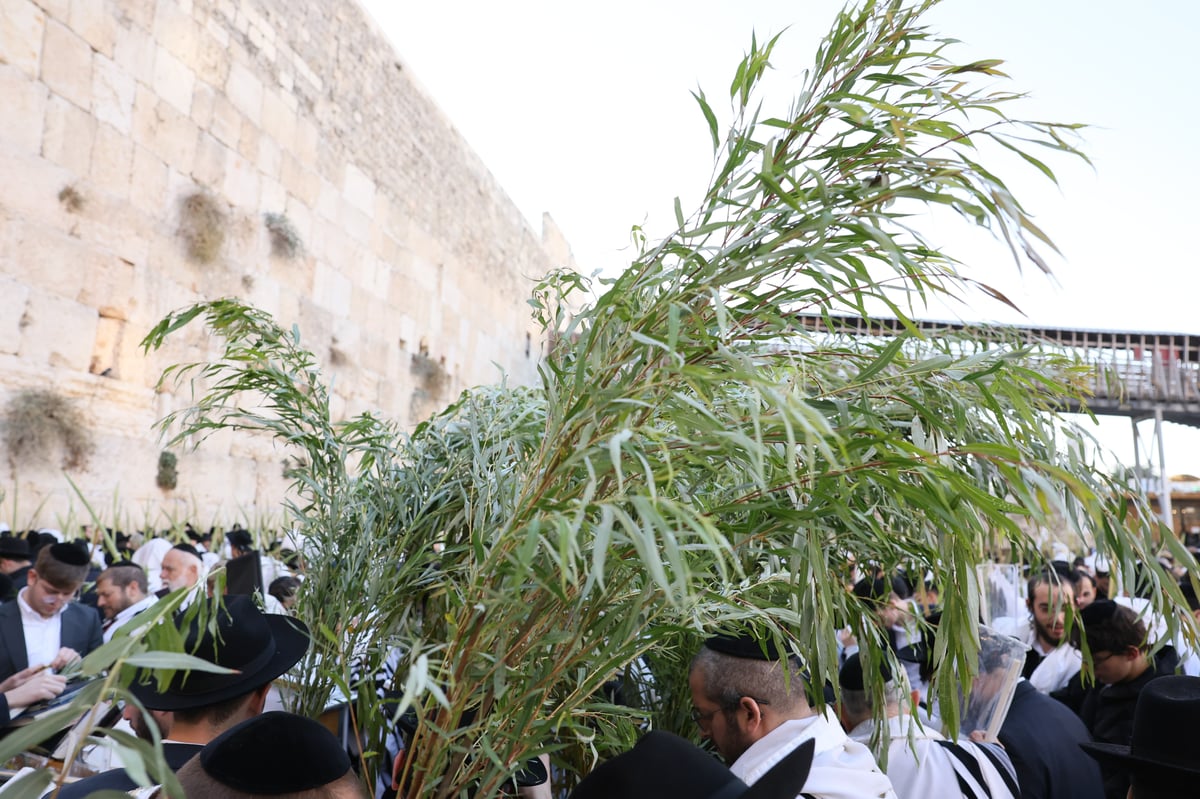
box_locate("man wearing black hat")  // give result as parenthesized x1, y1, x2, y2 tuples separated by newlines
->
(0, 535, 33, 601)
(1081, 675, 1200, 798)
(689, 634, 896, 799)
(58, 594, 310, 798)
(176, 711, 367, 798)
(0, 543, 102, 682)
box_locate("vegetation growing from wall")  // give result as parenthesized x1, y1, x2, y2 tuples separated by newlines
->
(1, 388, 94, 470)
(178, 190, 226, 263)
(156, 450, 178, 490)
(57, 184, 84, 213)
(264, 211, 303, 258)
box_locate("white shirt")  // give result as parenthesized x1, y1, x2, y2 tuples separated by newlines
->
(104, 595, 157, 642)
(848, 715, 1017, 799)
(731, 714, 898, 799)
(17, 588, 65, 669)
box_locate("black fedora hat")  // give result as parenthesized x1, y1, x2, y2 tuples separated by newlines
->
(569, 731, 814, 799)
(0, 536, 30, 558)
(1081, 675, 1200, 783)
(132, 595, 309, 710)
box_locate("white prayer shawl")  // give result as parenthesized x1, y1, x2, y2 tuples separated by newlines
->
(848, 716, 1018, 799)
(731, 714, 898, 799)
(1027, 641, 1081, 693)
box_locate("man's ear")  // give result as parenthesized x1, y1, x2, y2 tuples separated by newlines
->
(738, 695, 765, 729)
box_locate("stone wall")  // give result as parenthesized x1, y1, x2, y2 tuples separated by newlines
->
(0, 0, 572, 530)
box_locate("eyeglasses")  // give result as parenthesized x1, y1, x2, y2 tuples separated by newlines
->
(1091, 651, 1117, 665)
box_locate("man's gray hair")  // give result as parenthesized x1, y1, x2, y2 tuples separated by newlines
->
(690, 646, 811, 715)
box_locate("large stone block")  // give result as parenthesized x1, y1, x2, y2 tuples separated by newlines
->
(342, 162, 375, 216)
(133, 88, 198, 173)
(17, 289, 99, 372)
(221, 150, 259, 207)
(0, 277, 31, 355)
(40, 19, 93, 111)
(312, 261, 351, 318)
(42, 94, 96, 178)
(152, 44, 195, 116)
(259, 87, 296, 150)
(68, 0, 116, 57)
(152, 0, 199, 65)
(191, 131, 227, 187)
(0, 64, 48, 154)
(279, 153, 318, 206)
(129, 144, 168, 215)
(225, 60, 262, 125)
(0, 0, 45, 79)
(208, 92, 242, 150)
(113, 18, 155, 77)
(89, 121, 133, 199)
(92, 53, 136, 134)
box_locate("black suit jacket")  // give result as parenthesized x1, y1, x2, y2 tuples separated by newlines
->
(0, 598, 103, 682)
(999, 679, 1105, 799)
(57, 742, 203, 799)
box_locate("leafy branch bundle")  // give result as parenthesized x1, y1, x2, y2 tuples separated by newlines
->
(128, 0, 1193, 796)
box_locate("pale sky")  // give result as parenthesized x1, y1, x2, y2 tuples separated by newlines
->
(357, 0, 1200, 476)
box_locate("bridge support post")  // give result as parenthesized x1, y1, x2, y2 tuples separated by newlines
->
(1132, 409, 1173, 535)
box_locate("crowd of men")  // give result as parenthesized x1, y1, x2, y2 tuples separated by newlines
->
(1, 526, 1199, 798)
(0, 526, 323, 797)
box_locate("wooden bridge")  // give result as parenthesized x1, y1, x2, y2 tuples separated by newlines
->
(795, 313, 1200, 528)
(795, 314, 1200, 428)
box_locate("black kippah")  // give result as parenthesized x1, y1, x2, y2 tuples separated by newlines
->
(838, 652, 893, 690)
(49, 542, 90, 567)
(1081, 599, 1119, 625)
(200, 711, 351, 793)
(172, 542, 202, 559)
(704, 632, 784, 661)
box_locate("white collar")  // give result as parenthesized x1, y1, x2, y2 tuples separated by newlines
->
(17, 586, 68, 622)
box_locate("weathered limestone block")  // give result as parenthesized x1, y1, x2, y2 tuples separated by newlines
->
(0, 65, 49, 155)
(68, 0, 116, 57)
(18, 289, 99, 372)
(152, 45, 196, 116)
(312, 262, 351, 317)
(221, 150, 259, 207)
(129, 144, 169, 215)
(191, 131, 228, 187)
(225, 61, 262, 125)
(152, 0, 200, 67)
(208, 91, 242, 150)
(134, 90, 200, 174)
(92, 53, 136, 135)
(259, 87, 296, 151)
(42, 94, 97, 178)
(40, 19, 93, 111)
(89, 122, 134, 199)
(113, 18, 155, 77)
(0, 278, 31, 355)
(1, 0, 46, 80)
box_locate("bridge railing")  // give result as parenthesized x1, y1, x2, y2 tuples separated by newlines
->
(793, 315, 1200, 407)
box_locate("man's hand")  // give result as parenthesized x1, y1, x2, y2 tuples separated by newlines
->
(4, 670, 67, 708)
(49, 647, 81, 671)
(0, 666, 40, 694)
